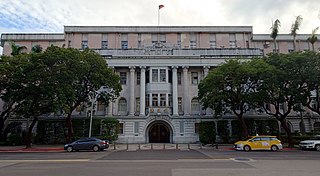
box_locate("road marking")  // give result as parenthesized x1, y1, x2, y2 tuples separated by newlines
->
(0, 159, 90, 163)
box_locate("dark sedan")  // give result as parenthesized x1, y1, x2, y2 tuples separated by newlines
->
(64, 138, 109, 152)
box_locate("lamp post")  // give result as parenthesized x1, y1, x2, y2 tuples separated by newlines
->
(88, 91, 98, 138)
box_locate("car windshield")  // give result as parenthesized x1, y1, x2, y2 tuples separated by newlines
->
(310, 136, 320, 140)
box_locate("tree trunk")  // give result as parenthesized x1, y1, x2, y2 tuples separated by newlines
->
(66, 113, 74, 143)
(273, 40, 277, 53)
(25, 117, 37, 149)
(238, 116, 248, 139)
(299, 113, 306, 135)
(280, 119, 293, 148)
(312, 43, 315, 51)
(0, 118, 4, 142)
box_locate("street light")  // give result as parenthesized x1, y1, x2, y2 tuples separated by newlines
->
(88, 91, 98, 138)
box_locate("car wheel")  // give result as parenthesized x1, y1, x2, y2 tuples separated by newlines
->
(93, 145, 100, 152)
(66, 146, 73, 152)
(315, 144, 320, 151)
(271, 145, 278, 151)
(243, 145, 251, 152)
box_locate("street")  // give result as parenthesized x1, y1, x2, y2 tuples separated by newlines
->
(0, 149, 319, 176)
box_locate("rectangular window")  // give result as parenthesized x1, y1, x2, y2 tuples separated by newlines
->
(178, 97, 182, 113)
(152, 33, 157, 44)
(160, 69, 166, 82)
(152, 94, 158, 107)
(120, 72, 127, 85)
(190, 33, 196, 48)
(192, 72, 198, 84)
(101, 41, 108, 49)
(146, 94, 150, 107)
(209, 34, 216, 48)
(168, 94, 172, 107)
(180, 121, 184, 133)
(68, 40, 71, 48)
(97, 101, 106, 111)
(121, 41, 128, 49)
(177, 33, 181, 48)
(138, 33, 142, 48)
(160, 34, 166, 43)
(152, 69, 158, 82)
(137, 72, 141, 85)
(82, 41, 88, 49)
(190, 41, 197, 48)
(195, 123, 200, 133)
(160, 94, 166, 107)
(177, 72, 182, 85)
(229, 34, 236, 48)
(134, 122, 139, 134)
(119, 123, 124, 134)
(136, 98, 140, 113)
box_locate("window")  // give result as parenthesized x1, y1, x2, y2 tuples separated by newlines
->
(287, 42, 294, 53)
(82, 41, 88, 49)
(136, 98, 140, 113)
(229, 34, 236, 48)
(68, 40, 71, 48)
(168, 94, 172, 107)
(177, 33, 181, 48)
(152, 94, 158, 107)
(192, 72, 198, 84)
(134, 122, 139, 134)
(119, 123, 124, 134)
(138, 33, 142, 48)
(177, 72, 182, 85)
(178, 97, 182, 113)
(146, 94, 150, 107)
(118, 98, 127, 112)
(121, 41, 128, 49)
(195, 123, 200, 133)
(97, 101, 106, 111)
(101, 41, 108, 49)
(160, 69, 166, 82)
(160, 34, 166, 43)
(191, 98, 200, 113)
(152, 69, 158, 82)
(120, 72, 127, 85)
(180, 121, 184, 133)
(137, 72, 141, 85)
(190, 33, 196, 48)
(160, 94, 166, 107)
(209, 34, 216, 48)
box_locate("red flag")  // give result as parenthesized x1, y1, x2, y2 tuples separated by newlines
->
(159, 5, 164, 10)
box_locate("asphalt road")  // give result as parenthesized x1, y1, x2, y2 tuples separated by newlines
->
(0, 149, 319, 176)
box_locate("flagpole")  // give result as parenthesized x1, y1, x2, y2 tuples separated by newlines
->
(158, 6, 160, 26)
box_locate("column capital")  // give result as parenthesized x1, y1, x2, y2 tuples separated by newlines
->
(140, 66, 146, 70)
(203, 65, 211, 69)
(171, 66, 178, 71)
(182, 66, 189, 70)
(129, 66, 136, 71)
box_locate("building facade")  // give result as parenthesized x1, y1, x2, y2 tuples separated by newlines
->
(1, 26, 320, 143)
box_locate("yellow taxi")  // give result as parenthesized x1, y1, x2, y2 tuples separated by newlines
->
(234, 135, 283, 151)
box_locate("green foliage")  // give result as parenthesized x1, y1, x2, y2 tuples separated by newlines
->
(7, 134, 23, 146)
(101, 118, 120, 142)
(199, 121, 216, 145)
(31, 44, 43, 53)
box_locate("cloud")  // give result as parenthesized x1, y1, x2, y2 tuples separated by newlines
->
(0, 0, 319, 36)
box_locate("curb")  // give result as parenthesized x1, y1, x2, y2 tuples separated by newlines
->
(0, 148, 64, 152)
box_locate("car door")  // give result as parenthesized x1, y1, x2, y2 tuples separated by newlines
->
(259, 137, 271, 150)
(249, 137, 262, 150)
(73, 139, 87, 150)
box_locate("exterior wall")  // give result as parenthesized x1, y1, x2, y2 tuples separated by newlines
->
(2, 26, 320, 144)
(88, 33, 101, 49)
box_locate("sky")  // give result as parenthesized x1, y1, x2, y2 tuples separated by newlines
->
(1, 0, 320, 54)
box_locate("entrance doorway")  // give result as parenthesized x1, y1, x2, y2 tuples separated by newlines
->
(148, 122, 170, 143)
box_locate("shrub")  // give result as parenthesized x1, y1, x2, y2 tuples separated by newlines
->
(199, 121, 216, 145)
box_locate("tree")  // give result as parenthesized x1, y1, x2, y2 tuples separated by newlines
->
(254, 52, 310, 147)
(198, 59, 264, 138)
(290, 15, 303, 51)
(42, 46, 122, 142)
(31, 44, 43, 53)
(270, 19, 281, 53)
(307, 27, 319, 51)
(9, 41, 27, 56)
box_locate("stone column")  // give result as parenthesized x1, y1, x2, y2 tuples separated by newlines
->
(129, 66, 135, 116)
(183, 66, 190, 115)
(172, 66, 179, 116)
(203, 66, 212, 115)
(107, 101, 113, 116)
(140, 66, 146, 116)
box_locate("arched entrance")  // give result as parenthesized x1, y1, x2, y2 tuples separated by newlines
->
(148, 121, 171, 143)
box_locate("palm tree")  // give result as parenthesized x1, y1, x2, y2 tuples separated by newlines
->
(307, 27, 319, 51)
(290, 15, 303, 51)
(9, 41, 27, 56)
(270, 19, 281, 53)
(31, 44, 43, 53)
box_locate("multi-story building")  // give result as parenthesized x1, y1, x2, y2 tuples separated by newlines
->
(1, 26, 320, 143)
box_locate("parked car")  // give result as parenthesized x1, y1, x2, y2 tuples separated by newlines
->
(64, 138, 109, 152)
(299, 135, 320, 151)
(234, 135, 283, 151)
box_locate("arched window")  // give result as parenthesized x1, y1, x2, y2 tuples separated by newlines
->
(191, 98, 200, 114)
(314, 122, 320, 132)
(118, 98, 127, 113)
(97, 101, 106, 112)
